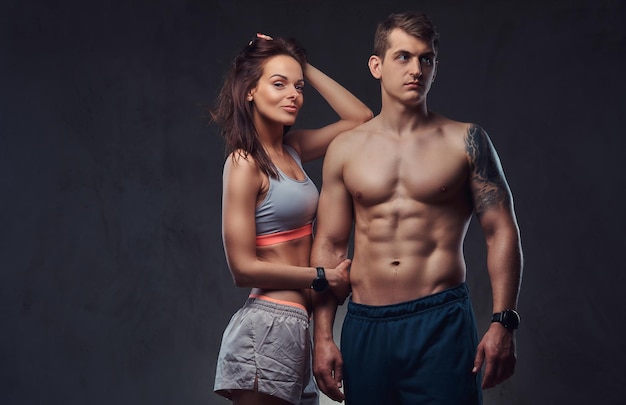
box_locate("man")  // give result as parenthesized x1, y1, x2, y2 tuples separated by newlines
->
(310, 12, 523, 404)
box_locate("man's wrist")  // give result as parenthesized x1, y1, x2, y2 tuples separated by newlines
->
(491, 309, 520, 330)
(313, 333, 335, 342)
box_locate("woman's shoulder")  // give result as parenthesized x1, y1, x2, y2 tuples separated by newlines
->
(224, 149, 262, 176)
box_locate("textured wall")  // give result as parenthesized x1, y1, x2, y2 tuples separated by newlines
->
(1, 1, 625, 404)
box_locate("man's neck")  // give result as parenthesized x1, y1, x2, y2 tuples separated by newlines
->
(378, 100, 432, 135)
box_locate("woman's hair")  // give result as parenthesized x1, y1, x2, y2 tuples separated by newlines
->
(211, 36, 307, 178)
(373, 12, 439, 59)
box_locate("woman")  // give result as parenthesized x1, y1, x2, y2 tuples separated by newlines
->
(212, 34, 372, 405)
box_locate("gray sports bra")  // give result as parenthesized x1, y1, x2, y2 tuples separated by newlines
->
(255, 145, 319, 238)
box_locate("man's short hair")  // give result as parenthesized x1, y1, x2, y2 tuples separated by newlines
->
(373, 12, 440, 58)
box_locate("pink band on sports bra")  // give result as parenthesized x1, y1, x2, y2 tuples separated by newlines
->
(248, 294, 308, 312)
(256, 223, 313, 246)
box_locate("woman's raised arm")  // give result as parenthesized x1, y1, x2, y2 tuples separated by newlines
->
(286, 63, 372, 162)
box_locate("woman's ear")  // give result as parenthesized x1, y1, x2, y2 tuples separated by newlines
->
(246, 86, 257, 101)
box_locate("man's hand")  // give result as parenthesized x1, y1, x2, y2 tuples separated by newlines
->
(313, 337, 345, 402)
(473, 322, 517, 388)
(325, 259, 351, 304)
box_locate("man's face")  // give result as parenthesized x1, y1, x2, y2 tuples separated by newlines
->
(370, 28, 437, 106)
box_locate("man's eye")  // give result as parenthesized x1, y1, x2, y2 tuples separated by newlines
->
(397, 54, 409, 61)
(420, 57, 433, 66)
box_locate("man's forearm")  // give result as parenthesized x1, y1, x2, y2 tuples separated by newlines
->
(312, 290, 339, 341)
(487, 227, 523, 312)
(311, 231, 350, 339)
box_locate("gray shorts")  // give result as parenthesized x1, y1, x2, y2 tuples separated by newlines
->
(214, 295, 319, 405)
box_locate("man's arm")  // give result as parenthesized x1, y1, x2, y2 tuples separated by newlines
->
(465, 124, 523, 389)
(311, 138, 354, 402)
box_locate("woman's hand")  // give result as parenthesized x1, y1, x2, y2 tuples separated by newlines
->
(325, 259, 351, 304)
(256, 33, 273, 40)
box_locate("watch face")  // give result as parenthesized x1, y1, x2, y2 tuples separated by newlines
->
(503, 310, 520, 329)
(312, 278, 328, 292)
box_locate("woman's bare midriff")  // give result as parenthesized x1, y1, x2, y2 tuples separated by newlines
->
(252, 235, 314, 312)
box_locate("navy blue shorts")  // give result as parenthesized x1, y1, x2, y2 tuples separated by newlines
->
(341, 283, 482, 405)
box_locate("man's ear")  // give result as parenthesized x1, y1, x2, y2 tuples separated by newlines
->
(368, 55, 382, 79)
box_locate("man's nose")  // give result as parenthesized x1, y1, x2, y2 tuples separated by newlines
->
(409, 58, 422, 78)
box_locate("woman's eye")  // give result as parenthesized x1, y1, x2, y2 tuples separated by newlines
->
(273, 81, 285, 88)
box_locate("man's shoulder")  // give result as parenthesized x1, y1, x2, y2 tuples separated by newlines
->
(346, 117, 379, 135)
(330, 119, 377, 148)
(431, 113, 474, 135)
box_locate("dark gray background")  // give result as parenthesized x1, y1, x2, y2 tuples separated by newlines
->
(1, 0, 624, 404)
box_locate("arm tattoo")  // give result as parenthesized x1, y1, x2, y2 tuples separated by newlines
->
(465, 125, 511, 217)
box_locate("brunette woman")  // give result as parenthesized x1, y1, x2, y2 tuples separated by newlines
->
(212, 34, 372, 405)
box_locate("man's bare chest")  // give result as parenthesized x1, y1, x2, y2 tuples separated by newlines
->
(343, 142, 468, 205)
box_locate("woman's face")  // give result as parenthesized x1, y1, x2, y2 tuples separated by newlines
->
(248, 55, 304, 127)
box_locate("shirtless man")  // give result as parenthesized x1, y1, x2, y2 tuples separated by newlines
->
(311, 12, 523, 404)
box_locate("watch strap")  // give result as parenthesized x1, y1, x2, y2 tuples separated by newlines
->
(491, 312, 504, 323)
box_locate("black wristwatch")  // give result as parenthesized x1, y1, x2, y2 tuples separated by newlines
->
(311, 267, 329, 293)
(491, 309, 520, 330)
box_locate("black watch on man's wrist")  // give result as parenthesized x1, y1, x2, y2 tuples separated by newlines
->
(491, 309, 520, 330)
(311, 267, 329, 293)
